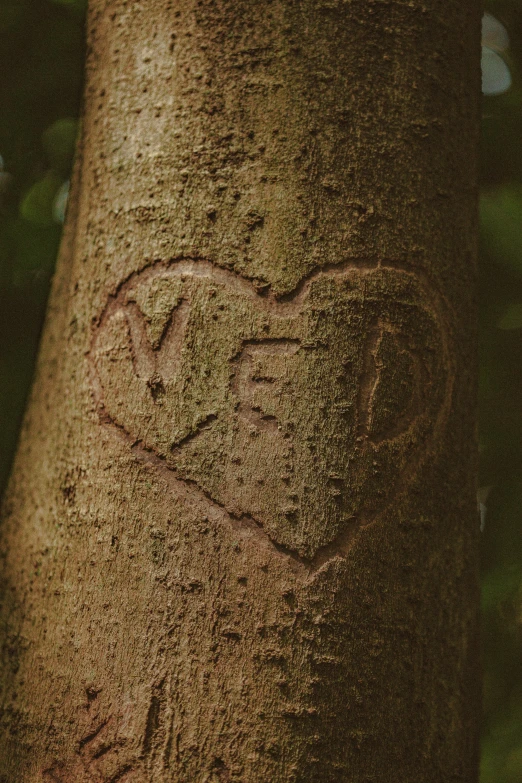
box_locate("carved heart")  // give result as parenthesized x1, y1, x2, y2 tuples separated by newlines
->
(91, 259, 450, 560)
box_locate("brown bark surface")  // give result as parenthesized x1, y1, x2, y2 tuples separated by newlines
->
(0, 1, 481, 781)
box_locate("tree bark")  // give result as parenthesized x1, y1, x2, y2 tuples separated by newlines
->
(0, 1, 481, 781)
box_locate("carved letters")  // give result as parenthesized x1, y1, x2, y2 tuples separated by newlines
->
(91, 259, 450, 561)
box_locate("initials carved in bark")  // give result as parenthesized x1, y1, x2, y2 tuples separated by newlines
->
(91, 258, 451, 561)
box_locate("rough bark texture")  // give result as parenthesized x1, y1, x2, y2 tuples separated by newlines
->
(0, 1, 481, 781)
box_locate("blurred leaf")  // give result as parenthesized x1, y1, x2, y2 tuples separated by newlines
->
(8, 217, 61, 280)
(504, 745, 522, 781)
(20, 171, 63, 227)
(0, 2, 23, 33)
(497, 302, 522, 329)
(481, 715, 522, 783)
(482, 480, 522, 569)
(49, 0, 88, 15)
(481, 186, 522, 277)
(482, 13, 510, 53)
(482, 564, 522, 614)
(42, 118, 78, 172)
(52, 179, 70, 224)
(49, 0, 86, 8)
(482, 47, 512, 96)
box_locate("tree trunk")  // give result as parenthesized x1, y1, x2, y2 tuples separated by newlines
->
(0, 1, 481, 781)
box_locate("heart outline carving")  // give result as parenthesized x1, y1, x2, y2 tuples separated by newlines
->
(91, 257, 453, 563)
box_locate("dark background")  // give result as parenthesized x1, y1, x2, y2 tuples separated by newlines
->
(0, 1, 520, 778)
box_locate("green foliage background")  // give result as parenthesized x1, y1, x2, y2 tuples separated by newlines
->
(0, 1, 520, 778)
(480, 4, 522, 779)
(0, 0, 84, 498)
